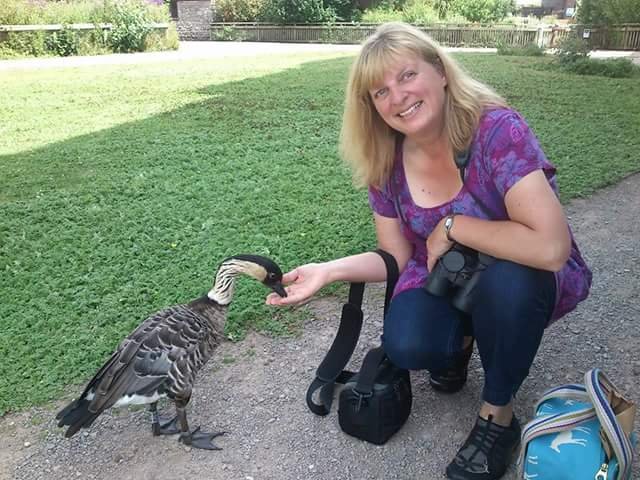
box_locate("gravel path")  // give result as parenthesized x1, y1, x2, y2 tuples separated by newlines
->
(1, 172, 639, 480)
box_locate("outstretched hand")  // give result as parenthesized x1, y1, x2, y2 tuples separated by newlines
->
(266, 263, 330, 306)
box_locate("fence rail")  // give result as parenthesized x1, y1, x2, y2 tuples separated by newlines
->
(210, 23, 640, 50)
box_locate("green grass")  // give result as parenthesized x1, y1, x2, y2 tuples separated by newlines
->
(1, 53, 639, 415)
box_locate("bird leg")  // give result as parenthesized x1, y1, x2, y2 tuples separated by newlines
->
(149, 402, 180, 436)
(174, 404, 226, 450)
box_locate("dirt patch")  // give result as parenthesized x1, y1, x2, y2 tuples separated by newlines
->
(2, 173, 639, 480)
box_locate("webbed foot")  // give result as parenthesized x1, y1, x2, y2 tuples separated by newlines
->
(178, 426, 227, 450)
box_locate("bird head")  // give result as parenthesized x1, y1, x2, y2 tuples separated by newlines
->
(220, 254, 287, 298)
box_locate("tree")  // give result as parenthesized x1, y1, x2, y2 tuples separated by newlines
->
(578, 0, 640, 25)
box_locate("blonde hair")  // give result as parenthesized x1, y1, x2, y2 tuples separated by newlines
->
(340, 22, 507, 189)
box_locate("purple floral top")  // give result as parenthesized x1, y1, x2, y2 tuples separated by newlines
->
(368, 108, 592, 323)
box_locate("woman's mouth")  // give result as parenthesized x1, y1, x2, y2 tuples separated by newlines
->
(398, 101, 423, 118)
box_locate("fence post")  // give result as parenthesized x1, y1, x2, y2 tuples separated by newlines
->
(536, 25, 544, 47)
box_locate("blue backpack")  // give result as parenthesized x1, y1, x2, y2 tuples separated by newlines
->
(519, 369, 635, 480)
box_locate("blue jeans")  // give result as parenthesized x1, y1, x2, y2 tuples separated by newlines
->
(382, 260, 556, 406)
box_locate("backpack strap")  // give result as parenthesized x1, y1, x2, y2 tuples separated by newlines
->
(305, 249, 399, 416)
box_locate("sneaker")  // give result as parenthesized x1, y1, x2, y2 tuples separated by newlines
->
(445, 415, 521, 480)
(429, 339, 474, 393)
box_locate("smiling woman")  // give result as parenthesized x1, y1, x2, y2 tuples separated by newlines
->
(265, 22, 592, 480)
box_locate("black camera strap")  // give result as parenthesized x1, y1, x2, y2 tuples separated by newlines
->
(305, 249, 399, 416)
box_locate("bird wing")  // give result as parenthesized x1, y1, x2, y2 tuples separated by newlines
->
(84, 304, 212, 413)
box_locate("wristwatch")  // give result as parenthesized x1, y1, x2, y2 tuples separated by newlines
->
(444, 214, 457, 242)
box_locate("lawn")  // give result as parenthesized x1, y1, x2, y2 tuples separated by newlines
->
(1, 52, 639, 415)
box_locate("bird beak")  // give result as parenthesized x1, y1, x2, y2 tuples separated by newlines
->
(272, 282, 287, 298)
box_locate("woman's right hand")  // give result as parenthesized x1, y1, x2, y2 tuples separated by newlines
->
(265, 263, 331, 306)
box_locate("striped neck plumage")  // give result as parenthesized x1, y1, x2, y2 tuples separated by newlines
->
(207, 258, 263, 306)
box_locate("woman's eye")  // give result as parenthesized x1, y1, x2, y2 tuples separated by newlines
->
(374, 88, 388, 99)
(403, 71, 416, 80)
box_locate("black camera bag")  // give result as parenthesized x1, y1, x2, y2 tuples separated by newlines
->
(338, 346, 412, 445)
(305, 249, 411, 445)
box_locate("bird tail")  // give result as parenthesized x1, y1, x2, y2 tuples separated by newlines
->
(56, 397, 101, 438)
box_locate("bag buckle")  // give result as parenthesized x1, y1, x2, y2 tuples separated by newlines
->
(352, 388, 372, 413)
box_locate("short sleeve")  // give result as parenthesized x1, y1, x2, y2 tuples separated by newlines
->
(368, 184, 397, 218)
(484, 111, 556, 197)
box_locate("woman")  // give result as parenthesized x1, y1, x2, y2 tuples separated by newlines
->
(267, 22, 591, 480)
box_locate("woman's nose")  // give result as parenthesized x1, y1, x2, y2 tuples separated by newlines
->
(389, 87, 407, 106)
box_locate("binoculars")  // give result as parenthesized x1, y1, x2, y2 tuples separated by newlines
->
(423, 244, 495, 313)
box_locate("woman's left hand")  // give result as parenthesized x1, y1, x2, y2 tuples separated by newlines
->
(426, 216, 454, 272)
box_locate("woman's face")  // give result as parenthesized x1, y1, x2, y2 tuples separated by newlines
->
(368, 54, 447, 139)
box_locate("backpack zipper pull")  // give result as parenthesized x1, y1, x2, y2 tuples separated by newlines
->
(595, 463, 608, 480)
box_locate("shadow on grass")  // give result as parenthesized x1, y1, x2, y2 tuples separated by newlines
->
(1, 53, 639, 414)
(0, 55, 376, 414)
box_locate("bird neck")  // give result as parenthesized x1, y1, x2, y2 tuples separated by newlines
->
(207, 263, 242, 305)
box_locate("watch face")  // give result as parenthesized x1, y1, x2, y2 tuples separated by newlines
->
(445, 217, 453, 229)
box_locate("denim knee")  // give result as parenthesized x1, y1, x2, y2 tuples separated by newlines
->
(383, 288, 464, 372)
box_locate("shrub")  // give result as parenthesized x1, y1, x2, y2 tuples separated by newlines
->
(107, 1, 154, 53)
(496, 41, 544, 56)
(44, 24, 80, 57)
(144, 22, 180, 51)
(260, 0, 336, 23)
(1, 31, 47, 57)
(561, 57, 639, 78)
(453, 0, 515, 24)
(212, 25, 246, 41)
(402, 0, 439, 24)
(360, 5, 404, 23)
(215, 0, 268, 22)
(554, 34, 590, 65)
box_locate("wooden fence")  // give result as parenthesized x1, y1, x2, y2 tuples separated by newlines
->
(210, 23, 640, 50)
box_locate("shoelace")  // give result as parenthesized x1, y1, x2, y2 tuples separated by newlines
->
(453, 415, 505, 474)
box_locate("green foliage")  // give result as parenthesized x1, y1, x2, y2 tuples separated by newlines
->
(212, 25, 247, 41)
(434, 0, 454, 19)
(402, 0, 439, 24)
(261, 0, 337, 23)
(0, 0, 170, 25)
(0, 0, 176, 58)
(496, 41, 544, 56)
(453, 0, 515, 23)
(560, 57, 639, 78)
(215, 0, 268, 22)
(144, 22, 180, 51)
(361, 0, 440, 24)
(44, 24, 80, 57)
(107, 1, 153, 53)
(360, 4, 404, 23)
(554, 34, 590, 64)
(578, 0, 640, 25)
(0, 30, 47, 57)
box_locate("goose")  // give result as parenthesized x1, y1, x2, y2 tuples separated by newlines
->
(56, 254, 286, 450)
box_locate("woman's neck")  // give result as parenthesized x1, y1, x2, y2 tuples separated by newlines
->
(404, 131, 452, 169)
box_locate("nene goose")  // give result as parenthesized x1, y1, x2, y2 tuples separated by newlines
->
(56, 254, 286, 450)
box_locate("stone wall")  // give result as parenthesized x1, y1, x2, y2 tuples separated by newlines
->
(176, 0, 212, 41)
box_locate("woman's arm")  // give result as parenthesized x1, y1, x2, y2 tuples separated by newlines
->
(436, 170, 571, 272)
(266, 213, 412, 306)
